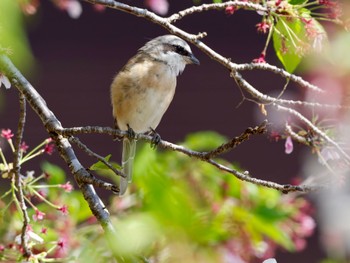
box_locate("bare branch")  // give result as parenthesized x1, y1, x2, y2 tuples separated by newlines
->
(204, 120, 268, 159)
(83, 0, 327, 97)
(275, 104, 350, 164)
(68, 136, 125, 179)
(167, 1, 269, 23)
(285, 124, 308, 145)
(12, 92, 31, 258)
(231, 70, 345, 109)
(59, 125, 318, 193)
(0, 55, 115, 233)
(236, 62, 324, 93)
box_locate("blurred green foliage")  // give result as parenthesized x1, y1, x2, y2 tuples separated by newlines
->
(87, 131, 311, 262)
(0, 0, 34, 73)
(0, 131, 311, 262)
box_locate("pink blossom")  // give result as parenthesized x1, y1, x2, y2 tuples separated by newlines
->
(60, 181, 73, 192)
(20, 0, 40, 15)
(93, 4, 106, 12)
(225, 6, 235, 15)
(44, 143, 55, 155)
(0, 74, 11, 89)
(33, 209, 45, 221)
(252, 53, 266, 63)
(0, 244, 4, 252)
(275, 0, 282, 6)
(256, 21, 271, 34)
(66, 0, 82, 19)
(55, 0, 82, 19)
(58, 205, 69, 215)
(299, 215, 316, 237)
(293, 237, 306, 251)
(285, 136, 293, 154)
(55, 237, 69, 257)
(37, 189, 48, 199)
(145, 0, 169, 15)
(41, 227, 48, 235)
(26, 225, 33, 233)
(270, 131, 281, 142)
(1, 129, 14, 140)
(20, 141, 29, 152)
(57, 238, 66, 249)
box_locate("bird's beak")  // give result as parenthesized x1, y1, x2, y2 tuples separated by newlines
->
(188, 54, 200, 65)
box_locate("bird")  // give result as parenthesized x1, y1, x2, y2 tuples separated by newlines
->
(110, 35, 200, 195)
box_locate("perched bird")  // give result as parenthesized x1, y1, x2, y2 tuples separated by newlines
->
(110, 35, 200, 195)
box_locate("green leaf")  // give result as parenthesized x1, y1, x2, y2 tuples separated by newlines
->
(41, 161, 66, 184)
(89, 154, 119, 170)
(63, 191, 92, 223)
(288, 0, 307, 4)
(213, 0, 222, 3)
(273, 17, 304, 73)
(182, 131, 227, 151)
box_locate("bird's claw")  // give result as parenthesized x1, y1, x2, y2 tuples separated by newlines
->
(150, 128, 161, 149)
(127, 124, 136, 140)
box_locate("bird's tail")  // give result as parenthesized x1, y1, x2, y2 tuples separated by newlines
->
(119, 137, 137, 196)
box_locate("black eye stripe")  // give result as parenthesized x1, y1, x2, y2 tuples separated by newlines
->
(173, 44, 190, 56)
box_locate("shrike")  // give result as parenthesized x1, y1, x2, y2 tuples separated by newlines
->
(111, 35, 200, 195)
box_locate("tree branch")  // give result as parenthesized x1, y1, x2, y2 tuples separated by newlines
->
(58, 125, 319, 193)
(204, 120, 268, 159)
(68, 136, 125, 179)
(0, 55, 115, 233)
(275, 104, 350, 164)
(12, 92, 32, 258)
(167, 1, 269, 23)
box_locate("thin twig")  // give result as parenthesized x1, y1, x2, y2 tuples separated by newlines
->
(12, 92, 32, 258)
(78, 172, 120, 194)
(68, 136, 125, 178)
(275, 104, 350, 164)
(167, 1, 269, 23)
(235, 62, 324, 92)
(285, 124, 308, 145)
(204, 120, 268, 158)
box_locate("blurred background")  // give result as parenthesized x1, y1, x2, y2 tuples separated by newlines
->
(3, 0, 348, 262)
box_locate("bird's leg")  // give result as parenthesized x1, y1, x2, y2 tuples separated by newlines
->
(126, 124, 137, 140)
(149, 128, 161, 149)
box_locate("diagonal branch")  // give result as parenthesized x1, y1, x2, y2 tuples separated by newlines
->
(68, 136, 125, 179)
(203, 120, 268, 159)
(83, 0, 323, 95)
(275, 104, 350, 164)
(0, 55, 115, 233)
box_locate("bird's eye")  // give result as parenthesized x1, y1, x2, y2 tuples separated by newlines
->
(173, 45, 189, 56)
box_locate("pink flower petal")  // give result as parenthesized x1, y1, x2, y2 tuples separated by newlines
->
(146, 0, 169, 15)
(285, 136, 293, 154)
(66, 0, 82, 19)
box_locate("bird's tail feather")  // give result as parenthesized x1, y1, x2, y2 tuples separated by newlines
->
(120, 138, 137, 195)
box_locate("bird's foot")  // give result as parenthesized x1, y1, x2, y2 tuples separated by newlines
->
(127, 124, 137, 140)
(149, 128, 161, 149)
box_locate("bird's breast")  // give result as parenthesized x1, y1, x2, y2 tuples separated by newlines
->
(111, 60, 177, 133)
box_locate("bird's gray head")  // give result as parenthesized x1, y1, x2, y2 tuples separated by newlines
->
(140, 35, 200, 76)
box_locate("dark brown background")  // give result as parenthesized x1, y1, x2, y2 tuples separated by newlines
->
(0, 1, 323, 262)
